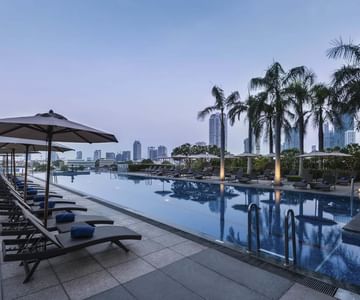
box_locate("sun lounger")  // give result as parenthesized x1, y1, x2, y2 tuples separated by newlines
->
(2, 207, 141, 283)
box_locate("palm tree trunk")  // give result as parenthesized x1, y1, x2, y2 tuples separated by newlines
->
(220, 111, 225, 181)
(318, 115, 324, 152)
(247, 123, 253, 174)
(274, 115, 281, 185)
(298, 117, 304, 177)
(269, 121, 274, 154)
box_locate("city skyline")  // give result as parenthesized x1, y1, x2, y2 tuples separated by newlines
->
(0, 1, 359, 159)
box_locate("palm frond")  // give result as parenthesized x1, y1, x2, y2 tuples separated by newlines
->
(327, 38, 360, 65)
(197, 106, 217, 120)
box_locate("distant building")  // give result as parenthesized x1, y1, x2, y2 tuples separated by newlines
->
(195, 141, 207, 146)
(133, 140, 142, 161)
(116, 153, 123, 162)
(282, 127, 299, 150)
(209, 113, 227, 150)
(76, 151, 82, 160)
(86, 157, 92, 161)
(50, 152, 59, 161)
(345, 130, 356, 146)
(98, 159, 116, 168)
(105, 152, 116, 160)
(65, 159, 95, 169)
(148, 147, 157, 160)
(324, 114, 354, 148)
(122, 151, 131, 161)
(311, 145, 317, 152)
(244, 138, 250, 153)
(93, 150, 101, 161)
(157, 145, 167, 158)
(243, 135, 258, 153)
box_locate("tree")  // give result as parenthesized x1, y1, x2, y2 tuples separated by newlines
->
(250, 62, 305, 185)
(285, 68, 315, 176)
(227, 95, 255, 174)
(198, 86, 239, 180)
(311, 84, 341, 152)
(327, 38, 360, 128)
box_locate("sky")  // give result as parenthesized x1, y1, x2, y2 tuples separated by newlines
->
(0, 0, 359, 160)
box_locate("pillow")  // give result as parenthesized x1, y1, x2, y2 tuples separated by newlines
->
(39, 201, 56, 209)
(71, 224, 95, 238)
(56, 213, 75, 223)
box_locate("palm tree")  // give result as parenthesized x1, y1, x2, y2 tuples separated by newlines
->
(311, 84, 341, 152)
(327, 38, 360, 128)
(285, 68, 315, 176)
(198, 86, 239, 180)
(250, 62, 305, 185)
(227, 95, 254, 174)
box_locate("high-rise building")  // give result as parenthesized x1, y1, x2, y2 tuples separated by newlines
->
(311, 145, 317, 152)
(50, 152, 59, 161)
(105, 152, 116, 160)
(148, 147, 157, 160)
(345, 130, 356, 146)
(209, 113, 227, 150)
(324, 114, 354, 149)
(282, 127, 299, 150)
(122, 151, 131, 161)
(76, 151, 82, 160)
(133, 140, 142, 161)
(243, 138, 250, 153)
(116, 153, 122, 162)
(157, 145, 167, 158)
(243, 135, 258, 153)
(93, 150, 101, 161)
(195, 141, 207, 146)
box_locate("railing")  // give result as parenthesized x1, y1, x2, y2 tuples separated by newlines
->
(284, 209, 297, 266)
(247, 203, 260, 253)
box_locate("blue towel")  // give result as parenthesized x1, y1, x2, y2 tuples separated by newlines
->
(38, 201, 56, 209)
(71, 224, 95, 238)
(33, 195, 45, 202)
(56, 213, 75, 223)
(26, 189, 38, 196)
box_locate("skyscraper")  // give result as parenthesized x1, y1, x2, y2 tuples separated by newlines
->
(93, 150, 101, 161)
(282, 127, 299, 150)
(122, 151, 131, 161)
(133, 140, 142, 161)
(345, 130, 356, 146)
(209, 113, 227, 149)
(148, 147, 157, 160)
(76, 151, 82, 160)
(157, 145, 167, 158)
(105, 152, 116, 160)
(324, 114, 354, 149)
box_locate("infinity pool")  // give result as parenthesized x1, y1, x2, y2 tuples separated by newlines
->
(39, 172, 360, 287)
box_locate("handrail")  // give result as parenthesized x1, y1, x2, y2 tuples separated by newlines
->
(284, 209, 297, 266)
(247, 203, 260, 253)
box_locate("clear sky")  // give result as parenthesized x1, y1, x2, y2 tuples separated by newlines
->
(0, 0, 359, 159)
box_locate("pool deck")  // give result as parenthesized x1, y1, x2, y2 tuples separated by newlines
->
(0, 178, 359, 300)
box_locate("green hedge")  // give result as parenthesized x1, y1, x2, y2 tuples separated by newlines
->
(286, 175, 302, 182)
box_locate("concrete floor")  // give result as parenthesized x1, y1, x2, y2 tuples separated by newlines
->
(0, 178, 358, 300)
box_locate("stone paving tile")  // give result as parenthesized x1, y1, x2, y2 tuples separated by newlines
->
(152, 232, 187, 247)
(170, 240, 207, 256)
(190, 248, 293, 299)
(124, 270, 203, 300)
(53, 255, 103, 283)
(85, 242, 123, 255)
(1, 259, 50, 280)
(143, 248, 184, 268)
(48, 249, 90, 266)
(279, 283, 334, 300)
(2, 266, 59, 300)
(86, 285, 136, 300)
(127, 239, 165, 257)
(63, 270, 119, 300)
(93, 248, 137, 268)
(17, 285, 69, 300)
(128, 222, 168, 239)
(108, 258, 155, 283)
(335, 288, 360, 300)
(162, 258, 268, 300)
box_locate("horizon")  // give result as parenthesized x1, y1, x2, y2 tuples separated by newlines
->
(1, 0, 359, 159)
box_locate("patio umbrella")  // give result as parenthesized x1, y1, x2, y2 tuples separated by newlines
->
(0, 136, 73, 199)
(233, 152, 259, 158)
(188, 153, 219, 159)
(297, 151, 352, 158)
(0, 110, 117, 227)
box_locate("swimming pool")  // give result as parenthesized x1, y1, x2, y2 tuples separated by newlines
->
(39, 172, 360, 287)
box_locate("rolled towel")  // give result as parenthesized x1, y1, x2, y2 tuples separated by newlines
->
(56, 213, 75, 223)
(26, 188, 38, 196)
(38, 201, 56, 209)
(71, 224, 95, 238)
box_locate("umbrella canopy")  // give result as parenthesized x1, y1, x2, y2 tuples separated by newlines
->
(0, 136, 73, 153)
(188, 153, 219, 159)
(0, 110, 117, 228)
(297, 151, 352, 158)
(232, 152, 259, 158)
(171, 154, 189, 159)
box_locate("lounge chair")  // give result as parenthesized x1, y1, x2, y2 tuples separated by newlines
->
(293, 174, 313, 189)
(235, 170, 251, 184)
(2, 207, 141, 283)
(336, 176, 351, 186)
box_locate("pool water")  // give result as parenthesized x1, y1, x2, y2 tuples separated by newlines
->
(40, 172, 360, 286)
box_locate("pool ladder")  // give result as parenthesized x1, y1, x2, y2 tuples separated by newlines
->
(284, 209, 297, 266)
(247, 204, 297, 266)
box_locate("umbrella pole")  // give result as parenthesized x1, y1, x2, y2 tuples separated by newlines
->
(44, 131, 53, 228)
(12, 149, 16, 180)
(23, 145, 29, 201)
(6, 153, 8, 177)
